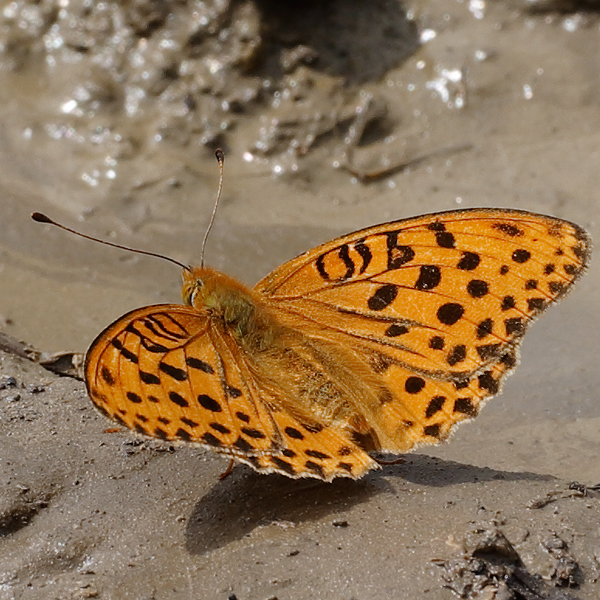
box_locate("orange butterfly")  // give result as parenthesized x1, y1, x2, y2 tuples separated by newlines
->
(33, 160, 591, 482)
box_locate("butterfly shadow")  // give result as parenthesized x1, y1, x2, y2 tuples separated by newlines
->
(373, 453, 554, 487)
(185, 454, 552, 555)
(185, 465, 387, 555)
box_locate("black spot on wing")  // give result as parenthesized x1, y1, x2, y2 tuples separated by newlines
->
(337, 244, 355, 281)
(272, 457, 296, 476)
(524, 279, 538, 290)
(210, 422, 231, 434)
(504, 317, 524, 336)
(175, 428, 192, 441)
(186, 356, 215, 374)
(202, 432, 222, 447)
(285, 427, 304, 440)
(135, 423, 149, 436)
(354, 239, 372, 274)
(385, 324, 409, 337)
(501, 296, 516, 311)
(241, 427, 266, 439)
(159, 362, 188, 381)
(476, 343, 502, 361)
(415, 265, 441, 290)
(368, 284, 398, 311)
(457, 252, 480, 271)
(467, 280, 489, 298)
(101, 366, 115, 386)
(512, 249, 531, 263)
(385, 232, 415, 269)
(305, 460, 325, 478)
(197, 394, 222, 412)
(493, 223, 524, 237)
(454, 397, 477, 416)
(305, 449, 331, 460)
(564, 264, 579, 276)
(425, 396, 446, 419)
(478, 371, 499, 394)
(548, 281, 567, 295)
(140, 371, 160, 385)
(234, 437, 253, 452)
(154, 427, 169, 440)
(111, 339, 139, 364)
(429, 336, 445, 350)
(437, 303, 464, 326)
(527, 298, 546, 312)
(427, 221, 446, 232)
(476, 318, 493, 339)
(405, 377, 425, 394)
(126, 391, 142, 404)
(435, 231, 456, 248)
(236, 411, 250, 423)
(424, 424, 441, 438)
(169, 391, 189, 408)
(447, 345, 466, 366)
(226, 386, 242, 398)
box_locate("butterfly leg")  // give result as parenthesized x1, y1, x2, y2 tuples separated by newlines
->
(219, 458, 236, 480)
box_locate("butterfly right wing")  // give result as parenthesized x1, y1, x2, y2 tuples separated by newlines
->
(85, 304, 283, 456)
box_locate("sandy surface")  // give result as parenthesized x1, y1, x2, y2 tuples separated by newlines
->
(0, 1, 599, 599)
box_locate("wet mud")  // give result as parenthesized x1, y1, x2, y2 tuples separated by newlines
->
(0, 1, 599, 598)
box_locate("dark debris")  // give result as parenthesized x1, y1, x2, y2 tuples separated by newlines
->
(435, 529, 583, 599)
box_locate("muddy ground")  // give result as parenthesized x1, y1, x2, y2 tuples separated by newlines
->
(0, 1, 599, 599)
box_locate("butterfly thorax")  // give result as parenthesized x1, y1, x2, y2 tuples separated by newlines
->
(182, 266, 280, 346)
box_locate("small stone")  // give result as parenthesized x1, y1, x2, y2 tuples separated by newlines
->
(332, 520, 349, 528)
(0, 376, 17, 389)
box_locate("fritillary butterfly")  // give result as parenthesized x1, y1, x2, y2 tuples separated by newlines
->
(34, 181, 591, 482)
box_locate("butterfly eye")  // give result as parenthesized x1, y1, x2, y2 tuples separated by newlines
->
(190, 279, 206, 305)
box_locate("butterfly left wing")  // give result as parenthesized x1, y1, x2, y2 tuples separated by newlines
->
(85, 304, 284, 456)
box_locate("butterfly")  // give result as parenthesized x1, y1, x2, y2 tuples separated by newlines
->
(61, 203, 588, 482)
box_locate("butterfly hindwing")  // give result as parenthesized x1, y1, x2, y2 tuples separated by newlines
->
(85, 305, 282, 456)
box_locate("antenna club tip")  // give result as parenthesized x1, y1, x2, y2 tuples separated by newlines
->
(215, 148, 224, 162)
(31, 212, 52, 224)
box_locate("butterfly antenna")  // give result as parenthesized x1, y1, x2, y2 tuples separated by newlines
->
(31, 212, 192, 272)
(200, 148, 224, 268)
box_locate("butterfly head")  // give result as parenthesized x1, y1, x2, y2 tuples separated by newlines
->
(182, 266, 258, 330)
(182, 266, 220, 309)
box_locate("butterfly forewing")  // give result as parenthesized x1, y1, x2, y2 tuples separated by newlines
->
(256, 209, 590, 380)
(85, 305, 282, 455)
